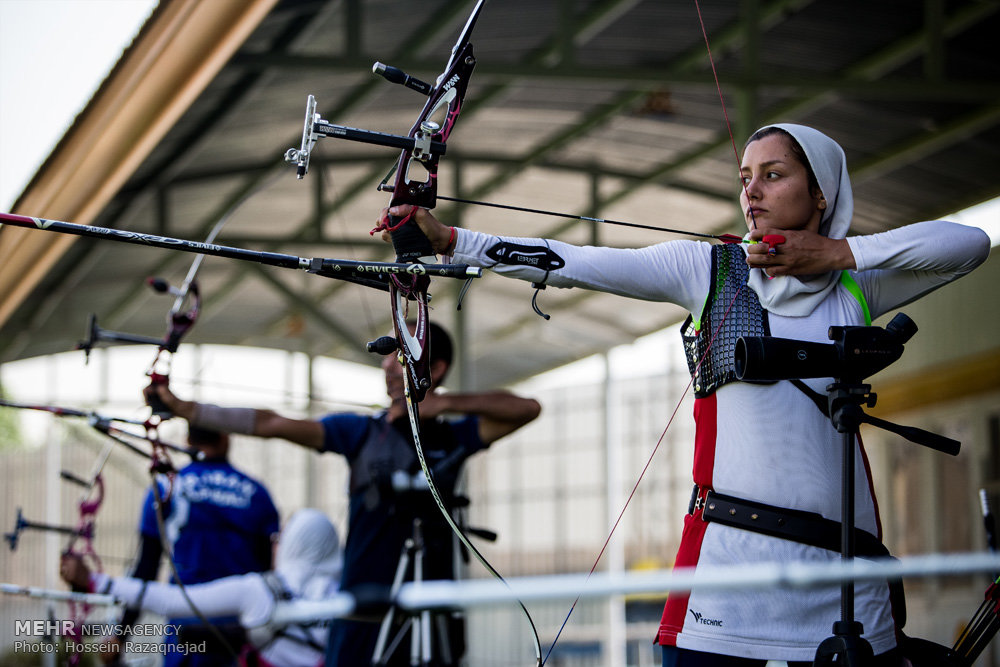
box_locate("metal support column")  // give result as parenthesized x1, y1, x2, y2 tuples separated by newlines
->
(604, 353, 626, 667)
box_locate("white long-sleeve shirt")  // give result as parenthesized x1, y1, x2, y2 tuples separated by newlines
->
(452, 220, 990, 660)
(93, 571, 327, 667)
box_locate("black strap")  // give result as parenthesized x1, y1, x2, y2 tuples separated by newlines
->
(790, 378, 830, 418)
(695, 486, 907, 627)
(701, 489, 887, 557)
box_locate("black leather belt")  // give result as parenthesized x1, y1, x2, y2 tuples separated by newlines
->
(687, 484, 906, 626)
(688, 485, 889, 558)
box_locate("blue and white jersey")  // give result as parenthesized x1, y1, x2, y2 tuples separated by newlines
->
(140, 459, 279, 585)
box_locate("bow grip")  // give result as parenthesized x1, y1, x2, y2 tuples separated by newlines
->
(145, 374, 173, 419)
(388, 213, 436, 264)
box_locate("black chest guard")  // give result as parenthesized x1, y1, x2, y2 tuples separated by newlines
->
(681, 243, 772, 398)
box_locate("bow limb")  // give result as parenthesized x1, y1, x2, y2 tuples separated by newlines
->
(58, 439, 115, 665)
(146, 172, 279, 410)
(65, 442, 113, 567)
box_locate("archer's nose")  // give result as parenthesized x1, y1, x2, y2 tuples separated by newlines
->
(742, 176, 762, 201)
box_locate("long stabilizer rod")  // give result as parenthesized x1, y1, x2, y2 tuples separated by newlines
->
(0, 213, 481, 289)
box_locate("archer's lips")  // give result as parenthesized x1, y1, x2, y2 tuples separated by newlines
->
(747, 207, 766, 218)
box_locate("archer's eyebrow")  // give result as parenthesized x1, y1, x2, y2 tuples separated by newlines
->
(740, 159, 788, 173)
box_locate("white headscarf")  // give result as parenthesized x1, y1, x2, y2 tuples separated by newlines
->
(745, 123, 854, 317)
(274, 508, 343, 601)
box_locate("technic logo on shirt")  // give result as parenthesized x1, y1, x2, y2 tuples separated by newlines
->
(688, 610, 724, 627)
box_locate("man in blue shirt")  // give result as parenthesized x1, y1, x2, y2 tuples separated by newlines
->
(146, 322, 541, 666)
(127, 425, 280, 666)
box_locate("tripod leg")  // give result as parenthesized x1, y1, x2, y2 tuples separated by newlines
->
(415, 536, 431, 665)
(372, 540, 413, 665)
(434, 614, 454, 665)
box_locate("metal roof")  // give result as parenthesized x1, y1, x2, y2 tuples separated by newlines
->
(2, 0, 999, 390)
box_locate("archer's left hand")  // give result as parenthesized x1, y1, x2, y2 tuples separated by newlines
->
(378, 205, 454, 254)
(745, 228, 856, 277)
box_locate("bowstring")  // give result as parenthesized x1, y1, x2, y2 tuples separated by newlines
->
(434, 194, 743, 242)
(542, 3, 755, 662)
(541, 282, 745, 664)
(145, 422, 242, 662)
(693, 0, 759, 232)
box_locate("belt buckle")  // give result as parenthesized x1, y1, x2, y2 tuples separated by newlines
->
(689, 485, 710, 519)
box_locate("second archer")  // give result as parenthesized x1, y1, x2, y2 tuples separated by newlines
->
(144, 320, 540, 666)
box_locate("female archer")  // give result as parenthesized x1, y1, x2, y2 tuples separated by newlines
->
(379, 123, 991, 666)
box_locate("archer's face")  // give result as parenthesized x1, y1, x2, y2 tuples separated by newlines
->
(739, 133, 826, 233)
(381, 351, 405, 402)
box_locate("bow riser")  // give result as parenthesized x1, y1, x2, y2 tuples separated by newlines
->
(381, 32, 479, 398)
(385, 42, 477, 266)
(295, 0, 541, 660)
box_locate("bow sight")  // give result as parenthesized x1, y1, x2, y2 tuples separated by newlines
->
(284, 91, 446, 181)
(76, 277, 199, 360)
(4, 507, 91, 551)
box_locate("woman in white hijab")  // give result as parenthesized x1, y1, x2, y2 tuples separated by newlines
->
(62, 508, 342, 667)
(377, 124, 991, 666)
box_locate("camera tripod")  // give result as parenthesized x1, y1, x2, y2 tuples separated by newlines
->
(372, 519, 462, 666)
(812, 376, 959, 666)
(735, 313, 962, 666)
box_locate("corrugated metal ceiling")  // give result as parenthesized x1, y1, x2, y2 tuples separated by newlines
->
(2, 0, 998, 390)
